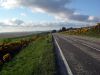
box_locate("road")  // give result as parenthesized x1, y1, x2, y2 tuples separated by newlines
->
(53, 34, 100, 75)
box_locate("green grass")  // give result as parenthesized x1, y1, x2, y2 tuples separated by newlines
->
(0, 34, 56, 75)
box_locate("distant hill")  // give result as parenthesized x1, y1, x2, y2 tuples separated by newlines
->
(0, 31, 42, 38)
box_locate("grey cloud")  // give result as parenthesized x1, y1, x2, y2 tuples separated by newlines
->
(69, 14, 89, 21)
(18, 0, 74, 16)
(18, 0, 100, 22)
(1, 0, 100, 23)
(69, 14, 100, 22)
(19, 0, 70, 8)
(0, 19, 24, 27)
(10, 19, 24, 25)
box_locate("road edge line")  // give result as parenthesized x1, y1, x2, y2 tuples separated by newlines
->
(54, 38, 73, 75)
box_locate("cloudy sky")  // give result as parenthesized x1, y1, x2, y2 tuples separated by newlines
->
(0, 0, 100, 32)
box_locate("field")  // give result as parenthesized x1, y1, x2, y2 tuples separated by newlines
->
(0, 33, 57, 75)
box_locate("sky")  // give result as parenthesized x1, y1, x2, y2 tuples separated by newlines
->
(0, 0, 100, 32)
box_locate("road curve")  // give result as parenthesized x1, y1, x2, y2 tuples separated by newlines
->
(53, 34, 100, 75)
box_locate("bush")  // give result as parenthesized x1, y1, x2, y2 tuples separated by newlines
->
(3, 53, 11, 62)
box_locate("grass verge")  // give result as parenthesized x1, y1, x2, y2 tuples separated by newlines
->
(0, 34, 56, 75)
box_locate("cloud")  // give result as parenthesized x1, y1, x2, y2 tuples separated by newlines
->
(0, 19, 63, 32)
(88, 16, 100, 22)
(0, 19, 24, 26)
(0, 0, 100, 23)
(0, 19, 72, 28)
(0, 19, 91, 28)
(0, 0, 19, 9)
(11, 19, 24, 25)
(0, 18, 96, 32)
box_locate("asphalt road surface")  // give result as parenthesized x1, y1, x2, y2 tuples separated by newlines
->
(53, 34, 100, 75)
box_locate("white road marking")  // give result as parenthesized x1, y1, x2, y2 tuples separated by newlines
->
(63, 36, 100, 52)
(80, 42, 100, 51)
(54, 37, 73, 75)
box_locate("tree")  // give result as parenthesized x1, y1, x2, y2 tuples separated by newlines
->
(51, 30, 57, 33)
(61, 27, 66, 31)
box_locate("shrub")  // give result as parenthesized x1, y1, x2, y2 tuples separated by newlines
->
(3, 53, 11, 62)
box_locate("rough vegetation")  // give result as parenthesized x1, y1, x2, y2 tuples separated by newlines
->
(60, 23, 100, 38)
(0, 35, 38, 65)
(0, 34, 56, 75)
